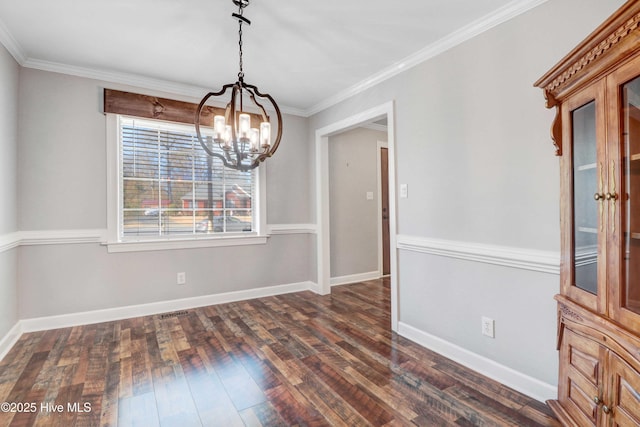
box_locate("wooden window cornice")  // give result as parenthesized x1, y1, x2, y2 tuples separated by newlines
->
(103, 89, 224, 126)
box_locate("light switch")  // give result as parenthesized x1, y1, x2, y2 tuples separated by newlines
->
(400, 184, 408, 198)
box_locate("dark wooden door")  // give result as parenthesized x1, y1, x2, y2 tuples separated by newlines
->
(381, 147, 390, 275)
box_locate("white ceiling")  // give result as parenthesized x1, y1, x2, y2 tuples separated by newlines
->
(0, 0, 545, 115)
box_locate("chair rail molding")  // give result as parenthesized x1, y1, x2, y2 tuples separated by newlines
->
(20, 229, 107, 246)
(267, 224, 317, 235)
(0, 232, 21, 253)
(0, 224, 317, 254)
(396, 234, 560, 274)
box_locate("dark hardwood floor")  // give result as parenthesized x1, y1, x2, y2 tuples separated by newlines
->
(0, 279, 558, 426)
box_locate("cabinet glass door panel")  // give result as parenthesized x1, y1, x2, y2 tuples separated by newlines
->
(622, 77, 640, 314)
(572, 101, 599, 295)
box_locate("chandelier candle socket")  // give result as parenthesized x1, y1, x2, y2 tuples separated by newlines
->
(195, 0, 282, 171)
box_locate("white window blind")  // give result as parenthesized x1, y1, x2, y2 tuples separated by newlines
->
(119, 117, 255, 239)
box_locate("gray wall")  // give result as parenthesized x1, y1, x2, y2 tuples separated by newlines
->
(329, 127, 384, 278)
(0, 0, 628, 396)
(308, 0, 625, 387)
(16, 68, 313, 318)
(0, 44, 18, 234)
(0, 43, 19, 338)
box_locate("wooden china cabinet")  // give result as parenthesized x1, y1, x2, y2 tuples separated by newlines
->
(535, 1, 640, 425)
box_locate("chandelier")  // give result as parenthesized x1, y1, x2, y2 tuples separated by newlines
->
(195, 0, 282, 172)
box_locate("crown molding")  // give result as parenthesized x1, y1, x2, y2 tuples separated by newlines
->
(305, 0, 549, 116)
(24, 58, 206, 97)
(21, 58, 307, 117)
(0, 18, 25, 64)
(1, 0, 546, 118)
(0, 26, 309, 116)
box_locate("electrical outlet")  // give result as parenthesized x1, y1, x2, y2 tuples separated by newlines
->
(481, 316, 495, 338)
(177, 272, 186, 285)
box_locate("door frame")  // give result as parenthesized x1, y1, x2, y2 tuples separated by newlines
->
(314, 101, 398, 331)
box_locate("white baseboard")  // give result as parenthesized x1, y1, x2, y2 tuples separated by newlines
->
(330, 271, 380, 287)
(398, 322, 557, 403)
(307, 281, 323, 295)
(0, 322, 23, 361)
(19, 281, 316, 333)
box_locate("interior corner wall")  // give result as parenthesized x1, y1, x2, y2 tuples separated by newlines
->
(308, 0, 625, 392)
(16, 68, 313, 319)
(0, 42, 19, 338)
(329, 127, 385, 279)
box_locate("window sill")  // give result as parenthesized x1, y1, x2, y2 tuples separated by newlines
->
(104, 234, 268, 253)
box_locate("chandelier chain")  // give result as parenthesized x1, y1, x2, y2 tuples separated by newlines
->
(237, 3, 244, 81)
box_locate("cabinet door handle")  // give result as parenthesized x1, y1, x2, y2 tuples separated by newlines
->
(610, 160, 617, 233)
(599, 162, 605, 231)
(594, 193, 605, 201)
(593, 396, 612, 415)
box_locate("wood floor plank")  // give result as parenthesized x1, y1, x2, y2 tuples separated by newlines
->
(294, 375, 371, 426)
(263, 384, 326, 426)
(446, 384, 549, 427)
(238, 402, 287, 427)
(129, 337, 152, 396)
(519, 400, 561, 427)
(301, 353, 395, 425)
(434, 357, 533, 410)
(0, 278, 557, 426)
(6, 351, 49, 403)
(98, 359, 120, 427)
(2, 387, 45, 427)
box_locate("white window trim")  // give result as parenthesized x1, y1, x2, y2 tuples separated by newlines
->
(105, 114, 268, 253)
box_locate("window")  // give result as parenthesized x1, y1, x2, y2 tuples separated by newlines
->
(106, 115, 266, 251)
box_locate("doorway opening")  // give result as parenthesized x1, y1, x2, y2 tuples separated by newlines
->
(314, 101, 398, 331)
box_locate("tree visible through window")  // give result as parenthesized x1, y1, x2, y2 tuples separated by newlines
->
(119, 117, 254, 239)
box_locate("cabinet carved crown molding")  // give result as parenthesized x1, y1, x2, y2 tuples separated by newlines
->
(534, 2, 640, 156)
